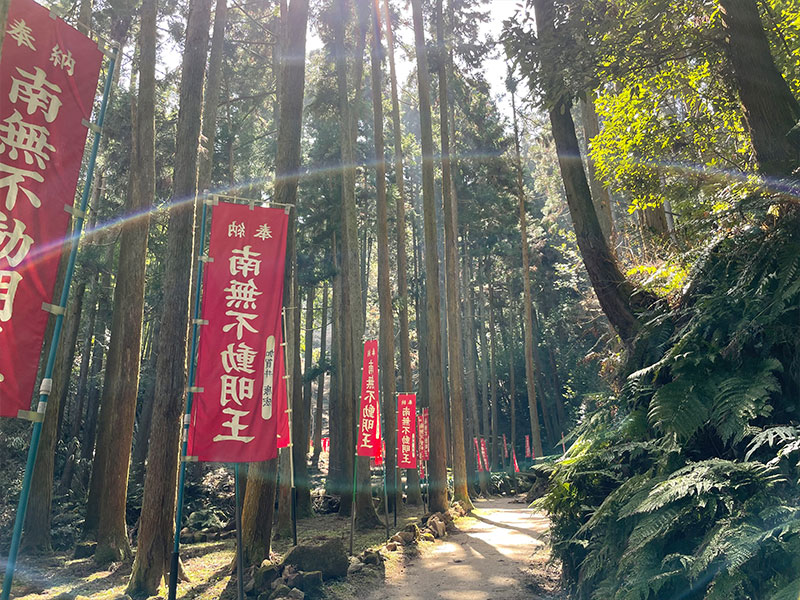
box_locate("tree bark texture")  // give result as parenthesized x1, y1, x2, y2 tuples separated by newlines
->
(410, 0, 448, 513)
(127, 0, 212, 591)
(487, 283, 500, 471)
(313, 282, 328, 468)
(579, 96, 614, 245)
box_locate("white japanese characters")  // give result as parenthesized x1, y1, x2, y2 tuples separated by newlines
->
(398, 396, 415, 467)
(6, 19, 35, 51)
(359, 343, 379, 454)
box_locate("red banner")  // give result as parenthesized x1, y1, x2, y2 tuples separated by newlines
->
(503, 433, 509, 459)
(357, 340, 380, 457)
(513, 450, 520, 473)
(418, 408, 430, 461)
(397, 393, 417, 469)
(0, 0, 102, 417)
(525, 434, 531, 458)
(473, 437, 483, 472)
(480, 438, 490, 472)
(187, 203, 288, 462)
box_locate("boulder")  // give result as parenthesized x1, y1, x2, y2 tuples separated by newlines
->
(402, 523, 421, 538)
(390, 534, 404, 544)
(282, 539, 349, 580)
(420, 532, 435, 542)
(285, 570, 303, 589)
(362, 551, 382, 566)
(73, 542, 96, 559)
(287, 589, 305, 600)
(347, 561, 363, 575)
(299, 570, 323, 598)
(397, 531, 415, 544)
(267, 584, 291, 600)
(254, 563, 281, 591)
(385, 542, 398, 551)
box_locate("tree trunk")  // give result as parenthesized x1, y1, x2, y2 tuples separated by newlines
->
(463, 250, 487, 493)
(504, 297, 516, 474)
(56, 283, 85, 441)
(487, 283, 500, 471)
(369, 0, 399, 515)
(718, 0, 800, 177)
(410, 0, 448, 514)
(476, 278, 491, 471)
(383, 0, 419, 505)
(511, 88, 545, 459)
(532, 0, 647, 347)
(580, 95, 614, 245)
(261, 0, 310, 544)
(21, 282, 84, 552)
(240, 459, 278, 567)
(327, 234, 345, 493)
(129, 321, 159, 489)
(313, 282, 328, 468)
(127, 0, 212, 591)
(436, 0, 471, 510)
(303, 286, 314, 468)
(93, 0, 157, 558)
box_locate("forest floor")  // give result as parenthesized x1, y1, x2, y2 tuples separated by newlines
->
(358, 496, 563, 600)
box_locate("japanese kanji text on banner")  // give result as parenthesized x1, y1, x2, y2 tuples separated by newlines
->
(357, 340, 381, 457)
(397, 393, 416, 469)
(418, 408, 429, 462)
(0, 0, 102, 417)
(187, 203, 288, 463)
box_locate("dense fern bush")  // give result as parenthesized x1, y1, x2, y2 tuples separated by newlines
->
(538, 215, 800, 599)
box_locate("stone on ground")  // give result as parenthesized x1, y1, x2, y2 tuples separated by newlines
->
(282, 539, 349, 580)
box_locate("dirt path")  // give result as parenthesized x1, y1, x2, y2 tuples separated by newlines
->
(368, 497, 560, 600)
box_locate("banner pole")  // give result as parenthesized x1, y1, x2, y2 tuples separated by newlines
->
(382, 458, 390, 539)
(1, 48, 117, 600)
(234, 463, 245, 600)
(393, 396, 398, 528)
(280, 306, 297, 547)
(168, 193, 211, 600)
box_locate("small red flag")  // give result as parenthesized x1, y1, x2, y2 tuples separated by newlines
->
(474, 437, 484, 471)
(513, 450, 520, 473)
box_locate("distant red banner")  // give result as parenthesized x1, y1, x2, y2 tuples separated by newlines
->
(187, 203, 288, 462)
(503, 433, 509, 459)
(525, 435, 531, 458)
(0, 0, 102, 417)
(357, 340, 380, 457)
(397, 393, 417, 469)
(480, 438, 489, 472)
(473, 437, 483, 472)
(418, 408, 429, 461)
(513, 450, 520, 473)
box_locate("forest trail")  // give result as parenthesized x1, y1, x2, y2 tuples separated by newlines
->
(369, 497, 559, 600)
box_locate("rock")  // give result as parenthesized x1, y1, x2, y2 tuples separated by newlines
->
(271, 578, 285, 590)
(267, 584, 292, 599)
(429, 517, 446, 538)
(403, 523, 421, 538)
(362, 551, 382, 566)
(440, 511, 454, 524)
(420, 532, 435, 542)
(390, 534, 404, 544)
(255, 563, 281, 591)
(385, 542, 398, 551)
(347, 561, 363, 575)
(287, 588, 305, 600)
(113, 596, 132, 600)
(282, 539, 349, 580)
(397, 531, 415, 544)
(300, 570, 323, 598)
(53, 594, 75, 600)
(73, 542, 96, 559)
(285, 570, 303, 588)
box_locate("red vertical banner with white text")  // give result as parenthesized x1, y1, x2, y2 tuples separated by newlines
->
(503, 433, 509, 459)
(473, 437, 483, 472)
(418, 408, 429, 461)
(480, 438, 490, 472)
(0, 0, 102, 417)
(357, 340, 381, 457)
(397, 393, 417, 469)
(187, 203, 288, 463)
(525, 435, 531, 458)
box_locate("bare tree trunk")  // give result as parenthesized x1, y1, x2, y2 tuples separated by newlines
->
(250, 0, 309, 551)
(504, 296, 516, 474)
(93, 3, 157, 557)
(511, 88, 544, 459)
(313, 282, 328, 469)
(532, 0, 648, 347)
(129, 321, 159, 489)
(476, 278, 491, 472)
(463, 250, 487, 493)
(718, 0, 800, 177)
(127, 0, 212, 591)
(369, 0, 399, 515)
(487, 283, 500, 471)
(304, 287, 315, 466)
(580, 95, 614, 245)
(435, 0, 470, 509)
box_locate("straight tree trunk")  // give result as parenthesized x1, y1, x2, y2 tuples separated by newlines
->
(476, 278, 490, 469)
(580, 95, 614, 245)
(532, 0, 647, 347)
(129, 320, 159, 489)
(369, 0, 399, 515)
(21, 282, 84, 551)
(463, 250, 487, 493)
(243, 0, 309, 557)
(313, 282, 328, 468)
(718, 0, 800, 177)
(127, 0, 212, 591)
(55, 283, 85, 440)
(436, 0, 471, 510)
(487, 283, 500, 471)
(93, 0, 157, 557)
(511, 90, 544, 458)
(327, 234, 345, 492)
(383, 0, 420, 505)
(303, 286, 315, 465)
(410, 0, 448, 513)
(504, 298, 516, 474)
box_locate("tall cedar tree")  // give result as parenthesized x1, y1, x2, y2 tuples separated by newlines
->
(126, 0, 213, 591)
(436, 0, 471, 509)
(531, 0, 646, 347)
(510, 85, 544, 458)
(369, 0, 399, 515)
(312, 282, 328, 468)
(410, 0, 448, 513)
(241, 0, 309, 565)
(90, 0, 157, 561)
(382, 0, 422, 505)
